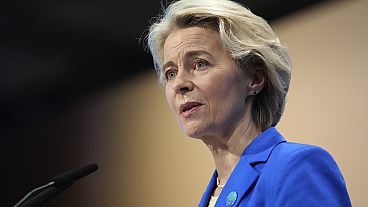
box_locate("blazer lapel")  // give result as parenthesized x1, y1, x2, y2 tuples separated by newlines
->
(198, 128, 287, 207)
(214, 158, 259, 207)
(214, 128, 286, 207)
(198, 171, 217, 207)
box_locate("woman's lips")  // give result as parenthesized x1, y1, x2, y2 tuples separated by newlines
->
(179, 102, 203, 118)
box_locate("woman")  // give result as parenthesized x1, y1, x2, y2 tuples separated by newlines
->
(146, 0, 351, 206)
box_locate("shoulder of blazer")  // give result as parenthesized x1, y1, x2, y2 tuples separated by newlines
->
(268, 142, 351, 206)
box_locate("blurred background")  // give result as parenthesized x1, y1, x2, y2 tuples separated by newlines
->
(1, 0, 367, 206)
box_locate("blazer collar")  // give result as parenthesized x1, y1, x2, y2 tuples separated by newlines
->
(242, 127, 286, 164)
(198, 127, 286, 207)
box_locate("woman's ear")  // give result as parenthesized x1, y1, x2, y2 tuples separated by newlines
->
(248, 68, 265, 95)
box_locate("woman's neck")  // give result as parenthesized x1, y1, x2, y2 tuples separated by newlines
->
(202, 120, 261, 189)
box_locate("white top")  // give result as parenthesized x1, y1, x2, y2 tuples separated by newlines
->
(208, 195, 219, 207)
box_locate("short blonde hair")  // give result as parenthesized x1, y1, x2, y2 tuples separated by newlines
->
(146, 0, 292, 130)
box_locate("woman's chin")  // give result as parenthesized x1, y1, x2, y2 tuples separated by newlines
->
(179, 120, 210, 139)
(182, 128, 205, 139)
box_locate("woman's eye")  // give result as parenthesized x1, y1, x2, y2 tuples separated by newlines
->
(194, 59, 209, 70)
(165, 69, 177, 80)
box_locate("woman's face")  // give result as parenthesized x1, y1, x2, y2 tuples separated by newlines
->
(163, 26, 252, 139)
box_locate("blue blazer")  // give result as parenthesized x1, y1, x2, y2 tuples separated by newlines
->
(198, 128, 351, 207)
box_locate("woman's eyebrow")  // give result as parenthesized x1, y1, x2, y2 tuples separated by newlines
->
(161, 61, 175, 72)
(184, 50, 214, 59)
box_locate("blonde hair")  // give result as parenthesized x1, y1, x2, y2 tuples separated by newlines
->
(146, 0, 292, 130)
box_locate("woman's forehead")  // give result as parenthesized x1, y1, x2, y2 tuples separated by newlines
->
(163, 26, 224, 61)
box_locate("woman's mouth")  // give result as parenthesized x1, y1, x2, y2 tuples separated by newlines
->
(179, 102, 203, 118)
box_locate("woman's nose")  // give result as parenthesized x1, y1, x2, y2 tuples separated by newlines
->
(173, 72, 194, 94)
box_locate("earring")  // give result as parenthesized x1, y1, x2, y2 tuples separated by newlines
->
(252, 90, 257, 95)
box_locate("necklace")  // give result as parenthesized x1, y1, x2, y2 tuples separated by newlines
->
(216, 177, 225, 188)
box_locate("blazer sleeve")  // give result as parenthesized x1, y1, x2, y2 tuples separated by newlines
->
(273, 145, 351, 207)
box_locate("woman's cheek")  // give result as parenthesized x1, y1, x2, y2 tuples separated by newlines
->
(165, 90, 176, 115)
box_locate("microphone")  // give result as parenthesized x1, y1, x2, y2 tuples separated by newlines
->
(14, 163, 98, 207)
(51, 163, 98, 187)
